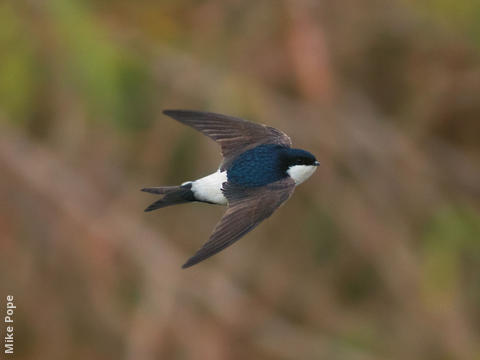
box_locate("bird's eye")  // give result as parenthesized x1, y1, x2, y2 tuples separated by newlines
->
(296, 158, 302, 164)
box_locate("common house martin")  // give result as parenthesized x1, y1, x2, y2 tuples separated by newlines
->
(142, 110, 319, 268)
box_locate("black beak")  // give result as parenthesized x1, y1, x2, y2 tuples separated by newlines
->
(314, 161, 320, 166)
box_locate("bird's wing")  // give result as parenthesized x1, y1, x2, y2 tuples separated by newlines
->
(182, 177, 295, 268)
(163, 110, 292, 169)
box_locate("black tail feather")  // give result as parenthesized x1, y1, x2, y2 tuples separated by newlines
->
(141, 186, 181, 195)
(142, 185, 195, 212)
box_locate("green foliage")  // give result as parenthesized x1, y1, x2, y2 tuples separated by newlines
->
(48, 0, 153, 130)
(307, 207, 341, 264)
(0, 3, 37, 123)
(421, 206, 480, 307)
(409, 0, 480, 46)
(165, 132, 199, 183)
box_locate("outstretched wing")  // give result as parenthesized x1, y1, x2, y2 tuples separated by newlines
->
(182, 177, 295, 268)
(163, 110, 292, 169)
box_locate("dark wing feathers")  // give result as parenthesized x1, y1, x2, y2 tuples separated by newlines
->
(163, 110, 292, 169)
(182, 177, 295, 268)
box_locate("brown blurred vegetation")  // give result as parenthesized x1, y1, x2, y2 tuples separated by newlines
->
(1, 0, 480, 359)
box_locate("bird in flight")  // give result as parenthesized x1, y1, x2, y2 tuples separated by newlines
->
(142, 110, 319, 268)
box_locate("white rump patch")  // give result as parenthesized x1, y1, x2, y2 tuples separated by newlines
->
(287, 165, 317, 185)
(191, 170, 228, 205)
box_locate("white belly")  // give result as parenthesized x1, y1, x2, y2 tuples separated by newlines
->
(188, 170, 228, 205)
(287, 165, 317, 185)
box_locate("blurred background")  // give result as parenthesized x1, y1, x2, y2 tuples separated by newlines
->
(1, 0, 480, 359)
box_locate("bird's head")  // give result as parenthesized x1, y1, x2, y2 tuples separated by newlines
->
(281, 148, 319, 185)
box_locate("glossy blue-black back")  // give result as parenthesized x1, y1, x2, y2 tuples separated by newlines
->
(227, 144, 289, 187)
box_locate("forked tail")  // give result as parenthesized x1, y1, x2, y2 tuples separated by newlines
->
(141, 184, 195, 212)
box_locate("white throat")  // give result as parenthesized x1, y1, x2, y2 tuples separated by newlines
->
(287, 165, 317, 185)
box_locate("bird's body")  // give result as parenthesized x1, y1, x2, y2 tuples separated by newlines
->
(142, 110, 319, 268)
(184, 144, 317, 206)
